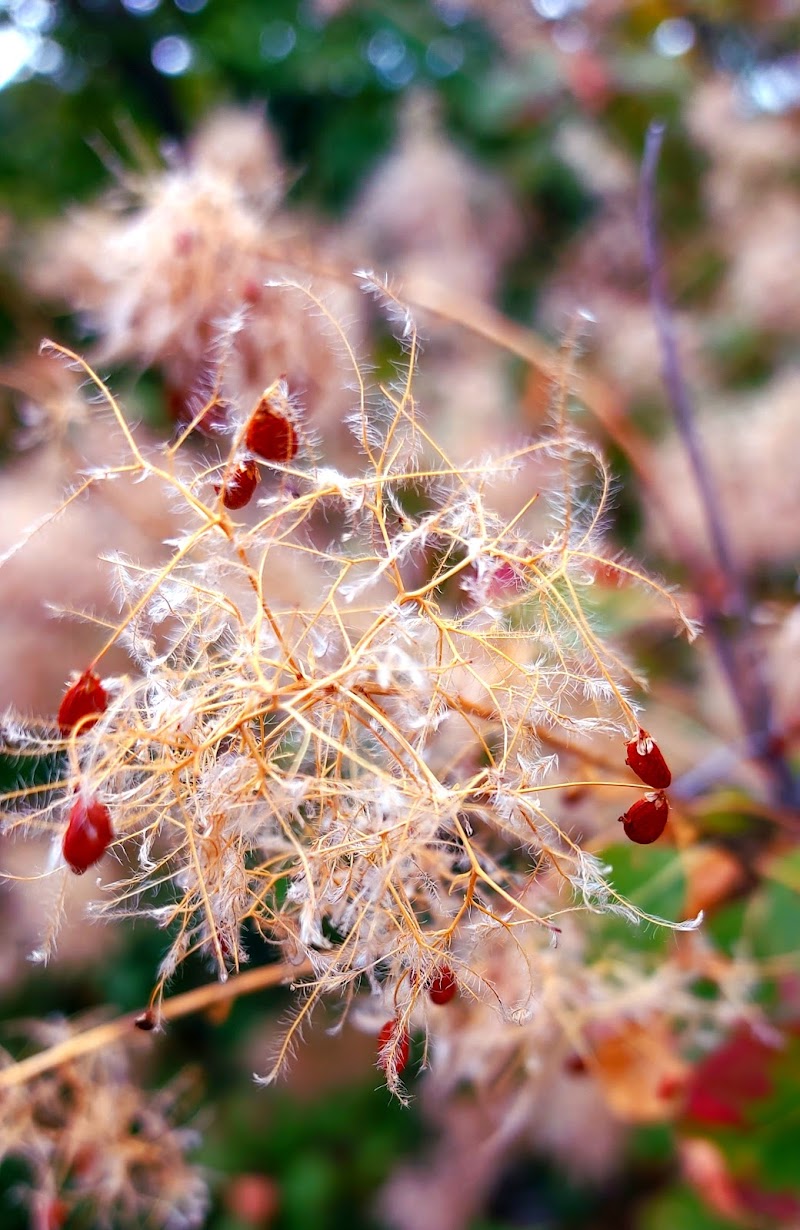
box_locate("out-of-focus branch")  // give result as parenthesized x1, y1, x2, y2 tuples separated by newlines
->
(639, 119, 798, 810)
(0, 959, 313, 1091)
(640, 122, 748, 617)
(402, 272, 630, 453)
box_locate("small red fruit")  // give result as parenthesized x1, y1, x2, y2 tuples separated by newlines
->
(245, 392, 298, 463)
(427, 964, 458, 1005)
(619, 791, 669, 845)
(63, 794, 113, 874)
(214, 458, 261, 510)
(57, 669, 108, 734)
(625, 728, 672, 789)
(377, 1019, 410, 1077)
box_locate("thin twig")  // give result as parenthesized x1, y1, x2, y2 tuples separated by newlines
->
(401, 273, 628, 445)
(0, 959, 313, 1091)
(639, 120, 798, 810)
(640, 122, 748, 619)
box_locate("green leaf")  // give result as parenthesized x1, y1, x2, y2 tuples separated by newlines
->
(591, 843, 688, 954)
(640, 1185, 742, 1230)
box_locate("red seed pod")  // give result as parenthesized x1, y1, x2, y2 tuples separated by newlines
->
(625, 728, 672, 790)
(377, 1019, 411, 1077)
(57, 670, 108, 735)
(214, 458, 261, 510)
(619, 791, 669, 845)
(245, 392, 298, 463)
(134, 1009, 158, 1032)
(427, 964, 458, 1005)
(63, 794, 113, 874)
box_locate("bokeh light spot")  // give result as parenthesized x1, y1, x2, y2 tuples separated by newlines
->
(151, 33, 192, 75)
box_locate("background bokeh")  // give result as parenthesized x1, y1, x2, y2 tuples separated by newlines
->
(2, 2, 800, 1228)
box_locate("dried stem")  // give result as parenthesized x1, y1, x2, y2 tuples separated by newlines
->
(0, 959, 313, 1091)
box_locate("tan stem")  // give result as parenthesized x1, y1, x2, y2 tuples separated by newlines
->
(0, 959, 313, 1091)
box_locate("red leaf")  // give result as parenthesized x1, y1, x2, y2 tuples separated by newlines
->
(683, 1026, 777, 1127)
(737, 1182, 800, 1222)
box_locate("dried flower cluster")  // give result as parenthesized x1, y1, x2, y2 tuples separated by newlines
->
(27, 107, 360, 443)
(379, 913, 760, 1230)
(0, 1023, 206, 1229)
(1, 275, 700, 1111)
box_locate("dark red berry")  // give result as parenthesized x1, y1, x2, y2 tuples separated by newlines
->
(619, 792, 669, 845)
(625, 728, 672, 790)
(58, 670, 108, 735)
(245, 393, 298, 463)
(63, 795, 113, 874)
(377, 1019, 410, 1077)
(427, 964, 458, 1005)
(215, 458, 261, 510)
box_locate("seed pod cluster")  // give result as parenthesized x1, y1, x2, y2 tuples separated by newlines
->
(620, 729, 673, 845)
